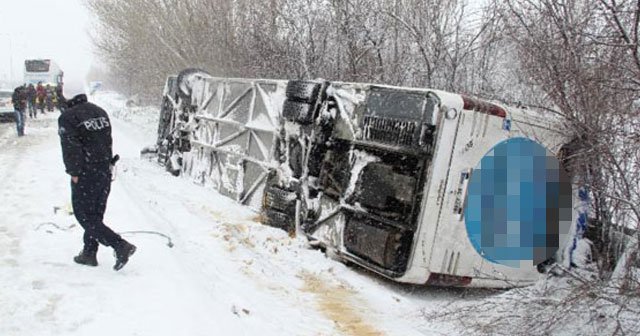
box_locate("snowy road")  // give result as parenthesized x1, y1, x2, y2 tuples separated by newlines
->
(0, 102, 469, 335)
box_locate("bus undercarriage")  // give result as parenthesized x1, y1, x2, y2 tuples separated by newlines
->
(150, 69, 574, 288)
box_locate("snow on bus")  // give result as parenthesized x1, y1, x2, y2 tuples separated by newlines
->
(149, 69, 578, 288)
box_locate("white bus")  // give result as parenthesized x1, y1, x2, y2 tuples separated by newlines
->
(154, 70, 577, 288)
(23, 59, 64, 87)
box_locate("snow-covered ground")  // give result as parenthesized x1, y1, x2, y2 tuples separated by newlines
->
(0, 93, 491, 335)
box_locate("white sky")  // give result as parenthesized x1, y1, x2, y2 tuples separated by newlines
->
(0, 0, 92, 90)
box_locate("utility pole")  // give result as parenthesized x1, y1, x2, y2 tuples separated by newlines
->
(9, 36, 13, 86)
(0, 33, 13, 86)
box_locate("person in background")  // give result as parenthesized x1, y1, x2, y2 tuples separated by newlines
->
(55, 83, 66, 112)
(58, 88, 137, 271)
(26, 84, 37, 118)
(11, 85, 27, 136)
(36, 81, 46, 114)
(45, 84, 54, 112)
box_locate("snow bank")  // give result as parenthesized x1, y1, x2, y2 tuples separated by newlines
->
(90, 92, 159, 142)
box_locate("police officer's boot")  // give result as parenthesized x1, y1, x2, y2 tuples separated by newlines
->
(73, 246, 98, 267)
(113, 240, 136, 271)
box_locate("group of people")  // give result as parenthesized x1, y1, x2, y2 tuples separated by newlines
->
(10, 82, 66, 136)
(14, 82, 64, 116)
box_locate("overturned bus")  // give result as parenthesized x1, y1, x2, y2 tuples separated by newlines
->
(151, 69, 575, 288)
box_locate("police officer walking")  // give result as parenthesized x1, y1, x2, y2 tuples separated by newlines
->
(58, 91, 136, 271)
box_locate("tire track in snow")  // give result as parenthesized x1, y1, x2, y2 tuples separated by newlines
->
(0, 114, 76, 335)
(0, 124, 24, 199)
(0, 117, 57, 200)
(0, 120, 48, 267)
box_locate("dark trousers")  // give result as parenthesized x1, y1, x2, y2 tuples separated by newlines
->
(71, 162, 123, 252)
(28, 100, 36, 117)
(14, 109, 24, 136)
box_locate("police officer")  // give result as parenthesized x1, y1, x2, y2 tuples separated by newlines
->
(58, 91, 136, 271)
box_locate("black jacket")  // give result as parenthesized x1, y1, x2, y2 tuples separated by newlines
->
(12, 86, 27, 110)
(58, 94, 113, 176)
(26, 85, 36, 100)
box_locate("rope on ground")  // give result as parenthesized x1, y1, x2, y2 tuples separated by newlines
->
(34, 223, 174, 248)
(118, 230, 174, 248)
(35, 222, 76, 231)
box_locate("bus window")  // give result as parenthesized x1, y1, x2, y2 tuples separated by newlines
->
(25, 60, 50, 72)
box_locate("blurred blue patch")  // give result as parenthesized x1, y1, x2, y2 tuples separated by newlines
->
(465, 137, 571, 268)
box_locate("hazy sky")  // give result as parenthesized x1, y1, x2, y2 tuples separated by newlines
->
(0, 0, 92, 90)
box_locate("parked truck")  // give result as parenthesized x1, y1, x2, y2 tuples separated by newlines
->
(150, 69, 576, 288)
